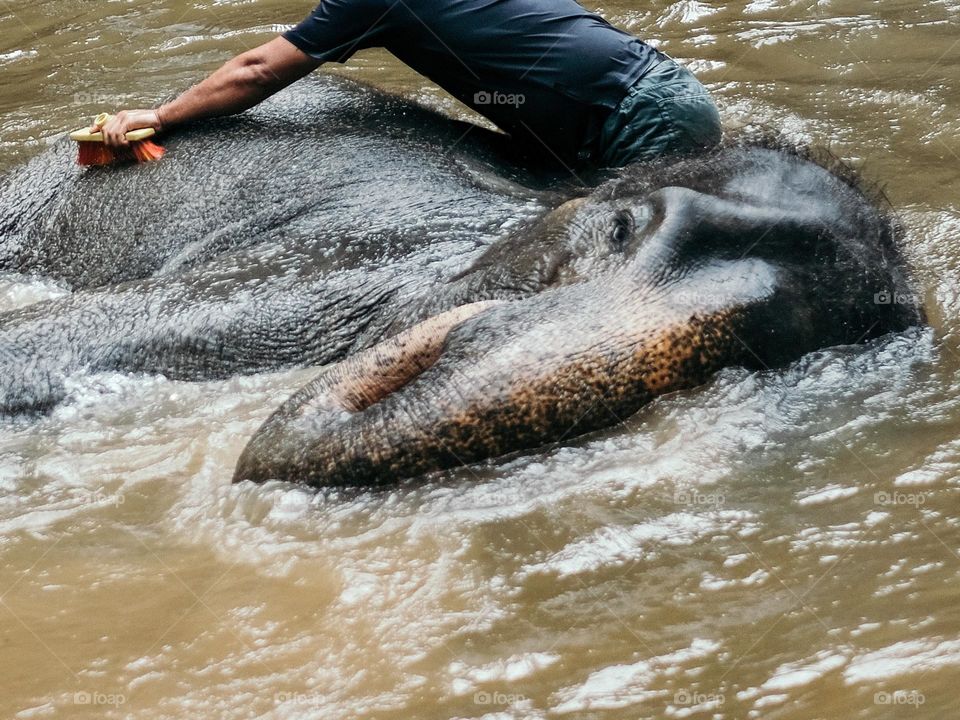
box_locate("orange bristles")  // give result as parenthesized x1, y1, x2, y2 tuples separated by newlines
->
(130, 138, 165, 163)
(75, 138, 165, 167)
(71, 113, 166, 167)
(76, 141, 116, 166)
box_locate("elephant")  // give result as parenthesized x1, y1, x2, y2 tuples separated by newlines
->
(0, 75, 922, 489)
(0, 75, 573, 412)
(0, 75, 560, 291)
(233, 142, 925, 486)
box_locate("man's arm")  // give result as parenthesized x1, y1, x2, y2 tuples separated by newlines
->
(100, 36, 321, 148)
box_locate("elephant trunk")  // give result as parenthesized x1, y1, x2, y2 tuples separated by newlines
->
(233, 301, 501, 485)
(233, 268, 769, 487)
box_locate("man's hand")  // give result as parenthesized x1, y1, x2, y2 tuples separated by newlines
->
(98, 109, 163, 149)
(98, 37, 319, 150)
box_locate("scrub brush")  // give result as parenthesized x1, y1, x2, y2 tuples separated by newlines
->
(69, 112, 165, 166)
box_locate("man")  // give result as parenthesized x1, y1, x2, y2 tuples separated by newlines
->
(102, 0, 722, 169)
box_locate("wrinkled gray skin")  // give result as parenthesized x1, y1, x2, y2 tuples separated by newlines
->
(235, 143, 925, 487)
(0, 76, 570, 412)
(0, 75, 923, 491)
(0, 76, 558, 288)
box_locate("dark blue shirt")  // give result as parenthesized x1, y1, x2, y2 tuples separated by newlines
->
(283, 0, 663, 163)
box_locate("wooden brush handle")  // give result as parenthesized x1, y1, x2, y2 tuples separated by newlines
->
(69, 113, 157, 143)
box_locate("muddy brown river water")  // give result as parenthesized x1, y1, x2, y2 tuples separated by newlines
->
(1, 1, 960, 718)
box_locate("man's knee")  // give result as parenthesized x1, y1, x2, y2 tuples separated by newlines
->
(593, 60, 722, 168)
(659, 90, 723, 156)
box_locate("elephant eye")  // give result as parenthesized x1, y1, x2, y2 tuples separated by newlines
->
(610, 211, 634, 250)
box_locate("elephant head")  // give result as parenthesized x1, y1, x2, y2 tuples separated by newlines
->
(234, 144, 923, 487)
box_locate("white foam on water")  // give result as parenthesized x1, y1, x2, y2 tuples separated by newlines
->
(796, 484, 860, 506)
(551, 639, 721, 714)
(761, 651, 849, 692)
(844, 638, 960, 684)
(0, 49, 38, 65)
(448, 652, 561, 695)
(519, 510, 758, 580)
(0, 273, 69, 311)
(658, 0, 722, 25)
